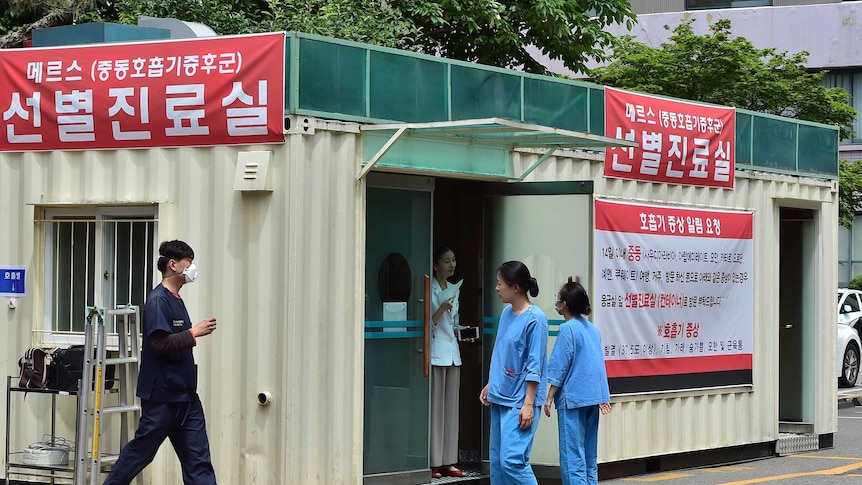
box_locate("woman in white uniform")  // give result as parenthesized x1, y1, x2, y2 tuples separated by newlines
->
(430, 244, 465, 478)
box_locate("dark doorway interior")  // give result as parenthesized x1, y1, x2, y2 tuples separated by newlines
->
(432, 178, 485, 462)
(778, 207, 814, 425)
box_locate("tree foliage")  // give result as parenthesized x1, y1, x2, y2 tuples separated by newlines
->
(255, 0, 420, 48)
(840, 159, 862, 230)
(111, 0, 267, 36)
(388, 0, 636, 74)
(1, 0, 103, 47)
(1, 0, 53, 38)
(591, 19, 856, 139)
(2, 0, 636, 75)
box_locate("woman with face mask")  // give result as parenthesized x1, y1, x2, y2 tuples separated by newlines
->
(429, 244, 465, 478)
(479, 260, 548, 485)
(543, 279, 611, 485)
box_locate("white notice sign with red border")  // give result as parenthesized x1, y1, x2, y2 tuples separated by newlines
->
(593, 199, 753, 393)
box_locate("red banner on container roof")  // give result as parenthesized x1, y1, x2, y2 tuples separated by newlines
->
(0, 32, 285, 152)
(604, 87, 735, 189)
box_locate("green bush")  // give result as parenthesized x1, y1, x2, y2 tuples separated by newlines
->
(849, 274, 862, 290)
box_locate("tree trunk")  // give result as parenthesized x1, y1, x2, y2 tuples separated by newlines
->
(0, 11, 72, 49)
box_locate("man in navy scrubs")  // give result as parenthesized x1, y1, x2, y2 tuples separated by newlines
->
(104, 240, 218, 485)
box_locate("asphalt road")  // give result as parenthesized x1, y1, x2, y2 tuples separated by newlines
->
(596, 388, 862, 485)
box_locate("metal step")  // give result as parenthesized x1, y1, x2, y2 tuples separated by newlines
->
(778, 420, 814, 434)
(101, 404, 141, 415)
(105, 356, 139, 365)
(775, 433, 819, 455)
(100, 454, 119, 465)
(106, 308, 138, 316)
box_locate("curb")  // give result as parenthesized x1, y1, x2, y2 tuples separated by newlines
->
(838, 392, 862, 408)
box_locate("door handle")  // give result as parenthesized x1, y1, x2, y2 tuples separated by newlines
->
(423, 275, 430, 377)
(783, 323, 794, 329)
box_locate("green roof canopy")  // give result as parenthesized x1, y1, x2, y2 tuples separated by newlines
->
(284, 32, 839, 179)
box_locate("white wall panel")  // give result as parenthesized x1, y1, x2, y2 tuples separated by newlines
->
(517, 149, 837, 463)
(0, 122, 364, 484)
(0, 131, 838, 481)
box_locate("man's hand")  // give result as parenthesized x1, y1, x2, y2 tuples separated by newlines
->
(191, 317, 217, 338)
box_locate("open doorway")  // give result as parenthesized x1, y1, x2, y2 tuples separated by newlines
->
(432, 178, 486, 471)
(364, 174, 592, 482)
(432, 178, 594, 478)
(778, 207, 817, 429)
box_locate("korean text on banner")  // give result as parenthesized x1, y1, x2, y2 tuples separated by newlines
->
(0, 32, 286, 151)
(604, 87, 735, 189)
(593, 199, 753, 394)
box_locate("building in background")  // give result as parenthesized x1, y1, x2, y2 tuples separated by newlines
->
(532, 0, 862, 284)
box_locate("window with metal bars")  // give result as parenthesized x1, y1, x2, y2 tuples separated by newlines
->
(38, 207, 158, 344)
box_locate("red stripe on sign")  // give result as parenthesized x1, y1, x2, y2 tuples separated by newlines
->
(605, 354, 752, 378)
(595, 199, 752, 239)
(0, 32, 286, 151)
(603, 87, 735, 189)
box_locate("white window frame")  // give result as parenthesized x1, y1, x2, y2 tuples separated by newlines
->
(38, 206, 158, 346)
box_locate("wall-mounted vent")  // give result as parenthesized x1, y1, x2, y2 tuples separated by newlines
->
(233, 151, 273, 192)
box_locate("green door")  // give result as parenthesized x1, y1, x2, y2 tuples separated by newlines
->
(363, 175, 433, 484)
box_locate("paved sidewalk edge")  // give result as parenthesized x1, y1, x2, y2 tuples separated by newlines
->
(838, 391, 862, 407)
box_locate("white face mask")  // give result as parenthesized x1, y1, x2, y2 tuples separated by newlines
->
(168, 261, 198, 284)
(182, 263, 198, 284)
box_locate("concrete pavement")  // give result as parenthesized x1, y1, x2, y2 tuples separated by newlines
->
(837, 385, 862, 408)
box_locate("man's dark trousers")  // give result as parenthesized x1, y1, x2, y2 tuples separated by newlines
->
(102, 396, 217, 485)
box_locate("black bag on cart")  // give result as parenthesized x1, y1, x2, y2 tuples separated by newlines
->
(18, 347, 58, 389)
(51, 345, 117, 392)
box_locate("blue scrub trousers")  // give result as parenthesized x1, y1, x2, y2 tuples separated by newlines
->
(558, 405, 600, 485)
(489, 403, 540, 485)
(103, 397, 217, 485)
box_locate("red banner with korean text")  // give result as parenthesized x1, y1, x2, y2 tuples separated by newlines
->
(604, 87, 735, 189)
(593, 199, 753, 394)
(0, 32, 285, 151)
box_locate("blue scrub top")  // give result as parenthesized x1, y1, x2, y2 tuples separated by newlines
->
(546, 316, 610, 409)
(487, 304, 548, 408)
(137, 284, 198, 402)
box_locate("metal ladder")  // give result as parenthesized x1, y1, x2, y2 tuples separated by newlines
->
(74, 306, 143, 485)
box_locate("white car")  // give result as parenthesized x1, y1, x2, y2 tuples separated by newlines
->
(837, 288, 862, 387)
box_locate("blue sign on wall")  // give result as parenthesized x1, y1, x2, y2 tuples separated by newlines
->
(0, 266, 26, 296)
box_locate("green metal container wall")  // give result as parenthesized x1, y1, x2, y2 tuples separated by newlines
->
(736, 112, 753, 166)
(450, 66, 521, 120)
(369, 51, 448, 122)
(298, 39, 366, 118)
(798, 124, 839, 175)
(285, 32, 839, 179)
(753, 116, 797, 171)
(523, 78, 589, 133)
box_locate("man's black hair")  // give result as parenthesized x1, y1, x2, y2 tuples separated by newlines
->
(156, 240, 194, 273)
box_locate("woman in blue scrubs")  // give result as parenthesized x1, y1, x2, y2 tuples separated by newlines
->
(543, 280, 611, 485)
(479, 261, 548, 485)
